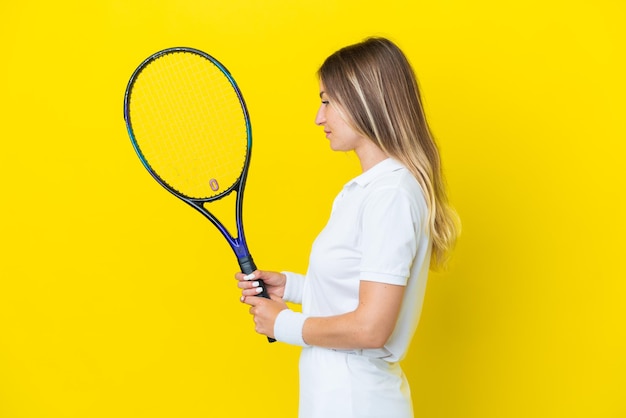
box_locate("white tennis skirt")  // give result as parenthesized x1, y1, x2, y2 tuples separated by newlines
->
(298, 346, 413, 418)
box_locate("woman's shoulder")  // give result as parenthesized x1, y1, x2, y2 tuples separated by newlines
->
(370, 164, 422, 194)
(366, 168, 427, 213)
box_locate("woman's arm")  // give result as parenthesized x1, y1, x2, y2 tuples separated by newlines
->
(302, 280, 404, 349)
(242, 279, 404, 349)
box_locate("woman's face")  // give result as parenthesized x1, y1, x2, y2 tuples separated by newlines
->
(315, 82, 367, 153)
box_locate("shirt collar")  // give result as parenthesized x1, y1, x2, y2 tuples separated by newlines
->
(346, 158, 405, 188)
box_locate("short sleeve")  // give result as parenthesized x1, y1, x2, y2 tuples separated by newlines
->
(359, 187, 422, 285)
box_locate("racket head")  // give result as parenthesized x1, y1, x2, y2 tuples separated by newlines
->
(123, 47, 251, 202)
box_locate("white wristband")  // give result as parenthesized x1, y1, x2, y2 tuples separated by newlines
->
(274, 309, 310, 347)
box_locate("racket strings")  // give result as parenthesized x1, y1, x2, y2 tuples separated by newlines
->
(129, 51, 248, 199)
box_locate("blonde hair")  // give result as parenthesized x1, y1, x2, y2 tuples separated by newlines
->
(318, 37, 460, 269)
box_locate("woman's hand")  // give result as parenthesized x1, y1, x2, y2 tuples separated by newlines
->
(234, 270, 287, 298)
(235, 270, 289, 339)
(240, 293, 288, 339)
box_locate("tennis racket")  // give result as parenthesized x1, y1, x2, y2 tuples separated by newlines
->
(123, 47, 274, 342)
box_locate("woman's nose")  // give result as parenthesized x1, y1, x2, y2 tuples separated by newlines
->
(315, 105, 325, 126)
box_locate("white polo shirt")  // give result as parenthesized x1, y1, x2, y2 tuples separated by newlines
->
(283, 158, 431, 362)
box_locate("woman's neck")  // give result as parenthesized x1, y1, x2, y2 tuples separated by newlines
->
(356, 141, 389, 172)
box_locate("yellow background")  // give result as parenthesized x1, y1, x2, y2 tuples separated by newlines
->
(1, 1, 624, 417)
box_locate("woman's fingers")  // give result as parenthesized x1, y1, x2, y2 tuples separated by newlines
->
(237, 280, 265, 295)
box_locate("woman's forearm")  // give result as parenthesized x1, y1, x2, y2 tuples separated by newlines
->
(302, 281, 405, 349)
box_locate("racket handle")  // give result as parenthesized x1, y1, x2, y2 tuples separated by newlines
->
(238, 255, 276, 343)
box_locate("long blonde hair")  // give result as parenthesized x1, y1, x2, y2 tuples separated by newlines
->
(318, 37, 460, 269)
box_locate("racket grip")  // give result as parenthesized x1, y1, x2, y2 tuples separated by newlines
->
(238, 255, 276, 343)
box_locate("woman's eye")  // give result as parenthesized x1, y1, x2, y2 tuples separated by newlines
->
(321, 100, 329, 105)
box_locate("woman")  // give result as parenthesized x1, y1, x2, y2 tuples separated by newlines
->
(237, 37, 459, 418)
